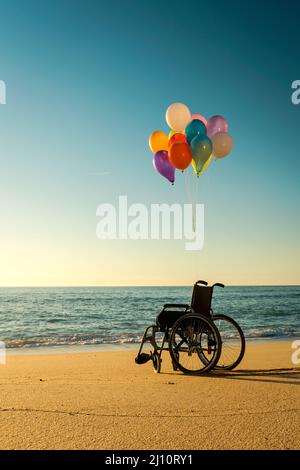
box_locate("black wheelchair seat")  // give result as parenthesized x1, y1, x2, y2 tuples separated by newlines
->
(156, 304, 190, 332)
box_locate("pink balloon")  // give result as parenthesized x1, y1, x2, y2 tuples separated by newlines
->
(190, 114, 207, 126)
(207, 115, 228, 139)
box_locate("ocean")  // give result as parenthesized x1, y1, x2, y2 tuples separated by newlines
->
(0, 286, 299, 351)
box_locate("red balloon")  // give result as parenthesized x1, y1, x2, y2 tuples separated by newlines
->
(169, 142, 192, 171)
(168, 133, 186, 148)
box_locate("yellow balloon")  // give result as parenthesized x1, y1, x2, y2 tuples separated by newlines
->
(168, 130, 177, 140)
(149, 131, 169, 153)
(201, 155, 213, 173)
(191, 155, 212, 176)
(191, 160, 198, 176)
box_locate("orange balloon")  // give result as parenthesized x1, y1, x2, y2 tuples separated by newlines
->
(149, 131, 168, 153)
(169, 142, 192, 171)
(168, 133, 187, 148)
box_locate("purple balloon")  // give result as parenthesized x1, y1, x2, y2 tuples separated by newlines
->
(153, 150, 175, 184)
(207, 115, 228, 139)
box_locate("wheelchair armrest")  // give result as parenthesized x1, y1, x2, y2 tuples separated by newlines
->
(212, 283, 225, 288)
(162, 303, 190, 310)
(194, 280, 208, 286)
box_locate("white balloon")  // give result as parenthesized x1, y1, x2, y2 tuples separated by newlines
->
(166, 102, 191, 132)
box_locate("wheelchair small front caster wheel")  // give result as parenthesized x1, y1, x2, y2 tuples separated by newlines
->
(152, 352, 161, 373)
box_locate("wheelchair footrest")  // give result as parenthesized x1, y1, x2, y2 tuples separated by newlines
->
(135, 353, 152, 365)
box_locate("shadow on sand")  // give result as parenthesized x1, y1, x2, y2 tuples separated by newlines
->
(210, 367, 300, 385)
(162, 368, 300, 386)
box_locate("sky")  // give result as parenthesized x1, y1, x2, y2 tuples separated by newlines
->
(0, 0, 299, 286)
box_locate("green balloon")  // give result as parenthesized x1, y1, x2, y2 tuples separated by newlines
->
(185, 119, 206, 144)
(190, 135, 212, 173)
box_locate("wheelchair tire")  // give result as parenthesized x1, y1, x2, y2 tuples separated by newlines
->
(212, 314, 245, 370)
(169, 313, 221, 374)
(152, 352, 161, 373)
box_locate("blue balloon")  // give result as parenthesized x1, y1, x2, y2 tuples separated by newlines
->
(185, 119, 206, 144)
(190, 135, 212, 173)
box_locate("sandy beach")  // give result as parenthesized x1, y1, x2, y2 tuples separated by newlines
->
(0, 340, 299, 450)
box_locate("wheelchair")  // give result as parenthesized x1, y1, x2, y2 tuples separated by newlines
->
(135, 280, 245, 374)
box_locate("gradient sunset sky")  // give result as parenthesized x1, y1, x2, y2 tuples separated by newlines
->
(0, 0, 299, 286)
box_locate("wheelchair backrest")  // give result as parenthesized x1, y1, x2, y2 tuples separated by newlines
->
(191, 284, 213, 316)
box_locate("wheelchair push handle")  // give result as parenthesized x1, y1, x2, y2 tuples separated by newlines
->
(212, 282, 225, 288)
(194, 280, 208, 286)
(194, 280, 225, 289)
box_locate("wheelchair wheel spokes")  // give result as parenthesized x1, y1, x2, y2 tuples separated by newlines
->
(169, 314, 221, 374)
(212, 314, 245, 370)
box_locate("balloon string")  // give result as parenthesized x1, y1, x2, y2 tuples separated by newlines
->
(192, 171, 196, 232)
(184, 170, 195, 232)
(190, 169, 197, 233)
(192, 172, 199, 278)
(184, 171, 191, 205)
(195, 175, 201, 278)
(194, 173, 199, 232)
(188, 170, 195, 232)
(187, 169, 202, 279)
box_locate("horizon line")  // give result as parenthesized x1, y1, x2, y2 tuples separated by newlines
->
(0, 284, 299, 288)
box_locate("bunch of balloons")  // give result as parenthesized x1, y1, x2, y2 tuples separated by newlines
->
(149, 102, 233, 184)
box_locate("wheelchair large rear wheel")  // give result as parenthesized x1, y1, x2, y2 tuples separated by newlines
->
(169, 314, 221, 374)
(212, 314, 245, 370)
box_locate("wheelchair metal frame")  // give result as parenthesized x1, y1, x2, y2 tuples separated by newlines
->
(135, 281, 227, 373)
(136, 304, 192, 372)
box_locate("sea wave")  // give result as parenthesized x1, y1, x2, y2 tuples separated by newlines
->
(1, 286, 299, 349)
(4, 327, 300, 349)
